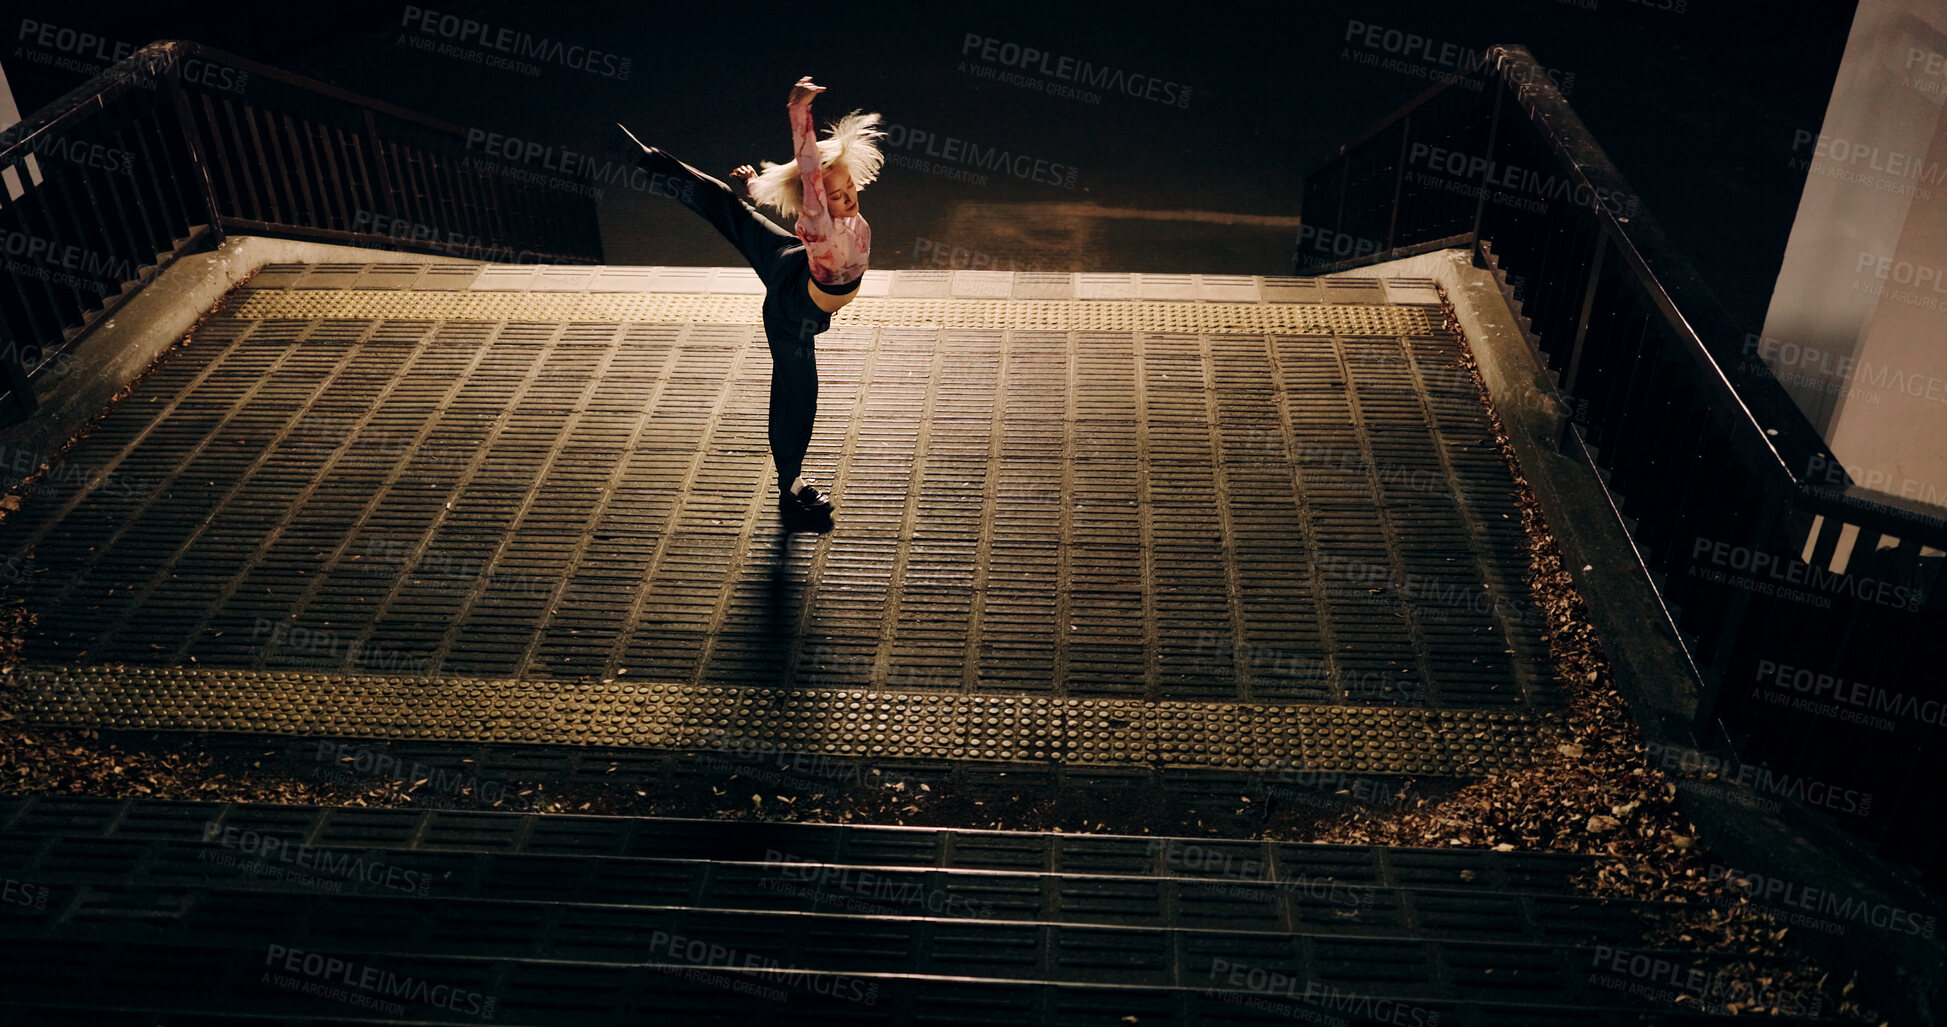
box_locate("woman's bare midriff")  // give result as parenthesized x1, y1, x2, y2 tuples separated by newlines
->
(807, 277, 858, 313)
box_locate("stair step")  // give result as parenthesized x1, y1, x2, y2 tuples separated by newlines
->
(0, 834, 1690, 944)
(0, 918, 1823, 1021)
(0, 797, 1602, 894)
(0, 938, 1834, 1026)
(5, 876, 1723, 959)
(0, 799, 1829, 1022)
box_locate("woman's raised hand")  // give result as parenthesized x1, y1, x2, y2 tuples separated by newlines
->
(730, 165, 756, 180)
(787, 76, 826, 105)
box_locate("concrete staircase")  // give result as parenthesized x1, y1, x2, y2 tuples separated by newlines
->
(0, 796, 1832, 1025)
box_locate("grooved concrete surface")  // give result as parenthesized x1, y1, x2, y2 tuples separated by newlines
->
(0, 263, 1563, 761)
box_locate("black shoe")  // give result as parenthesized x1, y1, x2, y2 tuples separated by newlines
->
(779, 489, 833, 534)
(780, 482, 834, 517)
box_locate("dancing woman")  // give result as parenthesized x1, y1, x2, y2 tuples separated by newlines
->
(621, 76, 883, 528)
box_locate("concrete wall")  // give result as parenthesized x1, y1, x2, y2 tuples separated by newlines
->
(1758, 0, 1947, 511)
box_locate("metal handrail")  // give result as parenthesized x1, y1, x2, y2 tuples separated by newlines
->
(1300, 44, 1946, 878)
(1305, 47, 1947, 553)
(0, 40, 605, 413)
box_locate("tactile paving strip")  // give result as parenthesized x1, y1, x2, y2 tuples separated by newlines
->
(0, 667, 1547, 772)
(243, 262, 1441, 305)
(230, 290, 1445, 334)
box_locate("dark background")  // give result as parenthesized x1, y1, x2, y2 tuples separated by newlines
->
(6, 0, 1859, 333)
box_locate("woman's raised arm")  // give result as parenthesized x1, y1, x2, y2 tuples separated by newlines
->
(788, 77, 829, 224)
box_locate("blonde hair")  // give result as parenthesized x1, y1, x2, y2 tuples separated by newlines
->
(746, 110, 885, 217)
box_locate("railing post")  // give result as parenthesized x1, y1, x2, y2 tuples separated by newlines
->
(1385, 115, 1410, 253)
(164, 46, 228, 244)
(364, 108, 399, 222)
(0, 321, 38, 416)
(1557, 233, 1608, 452)
(1333, 150, 1349, 240)
(1692, 479, 1789, 739)
(1471, 71, 1505, 245)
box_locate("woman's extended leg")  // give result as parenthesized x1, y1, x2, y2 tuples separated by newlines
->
(634, 143, 798, 289)
(631, 138, 831, 504)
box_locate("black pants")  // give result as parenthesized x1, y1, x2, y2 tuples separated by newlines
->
(636, 145, 829, 491)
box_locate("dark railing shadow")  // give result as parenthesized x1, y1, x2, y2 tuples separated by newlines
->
(1299, 44, 1946, 883)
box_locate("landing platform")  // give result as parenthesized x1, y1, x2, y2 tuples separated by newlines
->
(0, 262, 1561, 774)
